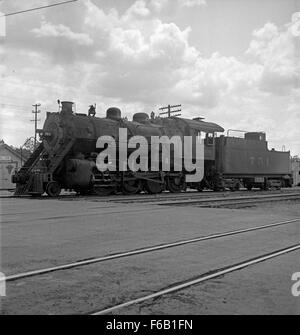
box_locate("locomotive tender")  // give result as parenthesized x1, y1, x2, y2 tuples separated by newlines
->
(12, 101, 292, 197)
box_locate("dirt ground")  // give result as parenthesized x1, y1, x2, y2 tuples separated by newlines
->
(0, 194, 299, 314)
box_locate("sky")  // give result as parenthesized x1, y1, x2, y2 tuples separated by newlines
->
(0, 0, 299, 155)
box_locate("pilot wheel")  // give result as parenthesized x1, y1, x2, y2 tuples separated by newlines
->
(46, 181, 62, 197)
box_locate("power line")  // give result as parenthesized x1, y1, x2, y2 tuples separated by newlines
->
(0, 0, 79, 17)
(159, 104, 182, 118)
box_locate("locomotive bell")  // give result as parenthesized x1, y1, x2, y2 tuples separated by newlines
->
(106, 107, 122, 120)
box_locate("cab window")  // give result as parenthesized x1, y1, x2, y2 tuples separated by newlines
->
(206, 133, 214, 146)
(196, 131, 206, 142)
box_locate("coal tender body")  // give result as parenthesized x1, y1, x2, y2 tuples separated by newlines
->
(212, 132, 292, 191)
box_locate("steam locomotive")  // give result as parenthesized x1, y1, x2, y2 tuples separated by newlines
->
(12, 101, 293, 197)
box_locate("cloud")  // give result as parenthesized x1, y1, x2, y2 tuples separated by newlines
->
(149, 0, 169, 12)
(122, 0, 150, 20)
(149, 0, 207, 13)
(171, 53, 263, 108)
(81, 1, 200, 102)
(247, 14, 300, 95)
(290, 12, 300, 37)
(1, 0, 299, 154)
(178, 0, 207, 8)
(31, 20, 93, 46)
(81, 1, 260, 109)
(87, 21, 197, 102)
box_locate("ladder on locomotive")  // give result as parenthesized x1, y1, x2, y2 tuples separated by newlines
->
(14, 143, 46, 195)
(15, 139, 75, 195)
(19, 143, 45, 174)
(47, 139, 75, 174)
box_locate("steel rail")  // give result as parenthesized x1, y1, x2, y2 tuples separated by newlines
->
(156, 192, 300, 206)
(2, 218, 299, 283)
(198, 197, 300, 208)
(91, 244, 300, 315)
(101, 190, 300, 204)
(1, 188, 299, 201)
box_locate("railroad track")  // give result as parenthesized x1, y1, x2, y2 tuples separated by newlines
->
(2, 217, 299, 315)
(91, 244, 300, 315)
(1, 188, 300, 202)
(152, 192, 300, 207)
(65, 188, 300, 204)
(3, 218, 299, 282)
(104, 189, 300, 204)
(6, 193, 298, 226)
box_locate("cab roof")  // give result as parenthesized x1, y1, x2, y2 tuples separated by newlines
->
(177, 117, 224, 133)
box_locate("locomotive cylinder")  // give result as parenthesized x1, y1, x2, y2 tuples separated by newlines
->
(65, 159, 96, 188)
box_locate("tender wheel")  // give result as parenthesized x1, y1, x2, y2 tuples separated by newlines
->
(144, 180, 163, 194)
(166, 175, 186, 193)
(235, 182, 240, 191)
(46, 181, 61, 197)
(261, 182, 270, 191)
(230, 183, 240, 192)
(122, 179, 142, 195)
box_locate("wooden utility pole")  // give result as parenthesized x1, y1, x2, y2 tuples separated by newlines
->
(31, 103, 41, 148)
(159, 104, 182, 118)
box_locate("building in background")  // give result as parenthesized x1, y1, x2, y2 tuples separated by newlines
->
(291, 156, 300, 187)
(0, 140, 28, 190)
